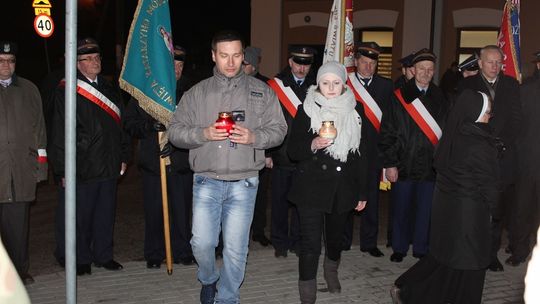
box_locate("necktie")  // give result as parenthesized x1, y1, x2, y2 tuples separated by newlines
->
(420, 89, 426, 96)
(489, 82, 495, 89)
(297, 80, 303, 86)
(361, 78, 370, 88)
(91, 81, 98, 88)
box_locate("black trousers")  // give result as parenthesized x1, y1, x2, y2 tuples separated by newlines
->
(297, 206, 349, 281)
(510, 174, 540, 260)
(251, 167, 270, 238)
(491, 183, 515, 260)
(343, 167, 380, 250)
(142, 172, 193, 261)
(0, 201, 30, 275)
(55, 178, 118, 264)
(271, 167, 300, 251)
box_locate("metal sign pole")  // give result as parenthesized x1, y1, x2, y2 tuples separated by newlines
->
(65, 0, 77, 302)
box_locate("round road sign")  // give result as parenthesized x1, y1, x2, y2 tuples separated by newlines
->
(34, 14, 54, 38)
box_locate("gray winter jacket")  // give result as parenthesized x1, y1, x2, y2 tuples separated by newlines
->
(168, 68, 286, 180)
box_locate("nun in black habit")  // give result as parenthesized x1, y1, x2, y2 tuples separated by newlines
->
(391, 89, 502, 304)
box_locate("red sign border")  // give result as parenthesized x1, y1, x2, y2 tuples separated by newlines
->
(34, 14, 54, 38)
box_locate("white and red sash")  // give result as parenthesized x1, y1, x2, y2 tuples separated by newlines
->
(60, 79, 121, 124)
(347, 73, 383, 132)
(267, 78, 302, 118)
(394, 89, 442, 146)
(37, 149, 47, 164)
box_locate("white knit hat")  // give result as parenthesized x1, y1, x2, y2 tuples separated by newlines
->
(316, 61, 347, 84)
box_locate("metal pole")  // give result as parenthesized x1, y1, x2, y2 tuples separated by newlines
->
(65, 0, 77, 302)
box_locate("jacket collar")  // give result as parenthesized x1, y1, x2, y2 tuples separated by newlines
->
(213, 66, 246, 87)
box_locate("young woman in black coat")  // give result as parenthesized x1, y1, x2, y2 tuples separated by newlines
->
(286, 61, 369, 303)
(391, 89, 502, 304)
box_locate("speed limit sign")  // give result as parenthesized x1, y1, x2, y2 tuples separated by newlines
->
(34, 14, 54, 38)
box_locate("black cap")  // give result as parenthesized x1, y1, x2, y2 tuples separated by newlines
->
(355, 42, 381, 60)
(411, 48, 436, 65)
(458, 54, 479, 72)
(398, 52, 415, 68)
(173, 45, 186, 61)
(77, 37, 100, 55)
(289, 46, 315, 65)
(0, 41, 17, 56)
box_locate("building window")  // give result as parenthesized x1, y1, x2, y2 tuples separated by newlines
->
(357, 28, 393, 79)
(457, 29, 498, 63)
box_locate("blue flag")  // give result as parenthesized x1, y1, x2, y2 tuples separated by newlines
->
(119, 0, 176, 124)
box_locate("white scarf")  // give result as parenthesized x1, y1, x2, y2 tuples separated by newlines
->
(303, 85, 362, 162)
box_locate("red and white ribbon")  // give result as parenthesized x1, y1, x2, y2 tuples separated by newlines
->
(267, 78, 302, 118)
(347, 73, 383, 132)
(394, 89, 442, 146)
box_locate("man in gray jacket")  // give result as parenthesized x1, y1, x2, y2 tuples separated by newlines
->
(168, 30, 286, 304)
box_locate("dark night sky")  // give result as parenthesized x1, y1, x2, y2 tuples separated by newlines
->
(2, 0, 251, 84)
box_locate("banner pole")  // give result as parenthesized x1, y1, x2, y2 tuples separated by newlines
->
(158, 132, 173, 275)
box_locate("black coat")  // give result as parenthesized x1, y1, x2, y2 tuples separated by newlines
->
(49, 73, 130, 183)
(379, 80, 448, 181)
(457, 73, 521, 183)
(516, 77, 540, 176)
(353, 73, 394, 171)
(286, 104, 369, 214)
(123, 79, 191, 175)
(268, 67, 317, 169)
(430, 123, 500, 270)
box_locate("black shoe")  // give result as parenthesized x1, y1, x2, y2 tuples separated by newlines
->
(361, 247, 384, 257)
(505, 255, 526, 267)
(94, 260, 123, 270)
(76, 264, 92, 276)
(20, 273, 35, 285)
(390, 252, 405, 263)
(252, 235, 271, 246)
(274, 249, 288, 258)
(177, 255, 196, 266)
(488, 257, 504, 272)
(146, 260, 161, 269)
(200, 281, 217, 304)
(412, 252, 425, 259)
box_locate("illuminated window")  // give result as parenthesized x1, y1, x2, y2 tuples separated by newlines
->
(457, 29, 498, 64)
(357, 29, 393, 79)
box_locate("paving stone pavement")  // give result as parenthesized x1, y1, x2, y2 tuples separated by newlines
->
(26, 246, 527, 304)
(23, 169, 528, 303)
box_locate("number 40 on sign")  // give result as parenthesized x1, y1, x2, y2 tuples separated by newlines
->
(34, 14, 54, 38)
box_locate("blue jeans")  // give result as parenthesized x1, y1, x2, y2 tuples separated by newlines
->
(191, 175, 259, 304)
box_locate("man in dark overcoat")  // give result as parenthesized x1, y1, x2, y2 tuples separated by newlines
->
(343, 42, 393, 257)
(456, 45, 522, 272)
(379, 49, 448, 263)
(268, 46, 317, 258)
(0, 41, 47, 285)
(49, 38, 130, 275)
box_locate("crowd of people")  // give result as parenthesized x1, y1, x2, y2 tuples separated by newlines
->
(1, 29, 540, 304)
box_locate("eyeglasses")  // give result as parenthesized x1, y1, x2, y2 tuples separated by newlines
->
(78, 55, 101, 63)
(0, 58, 16, 64)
